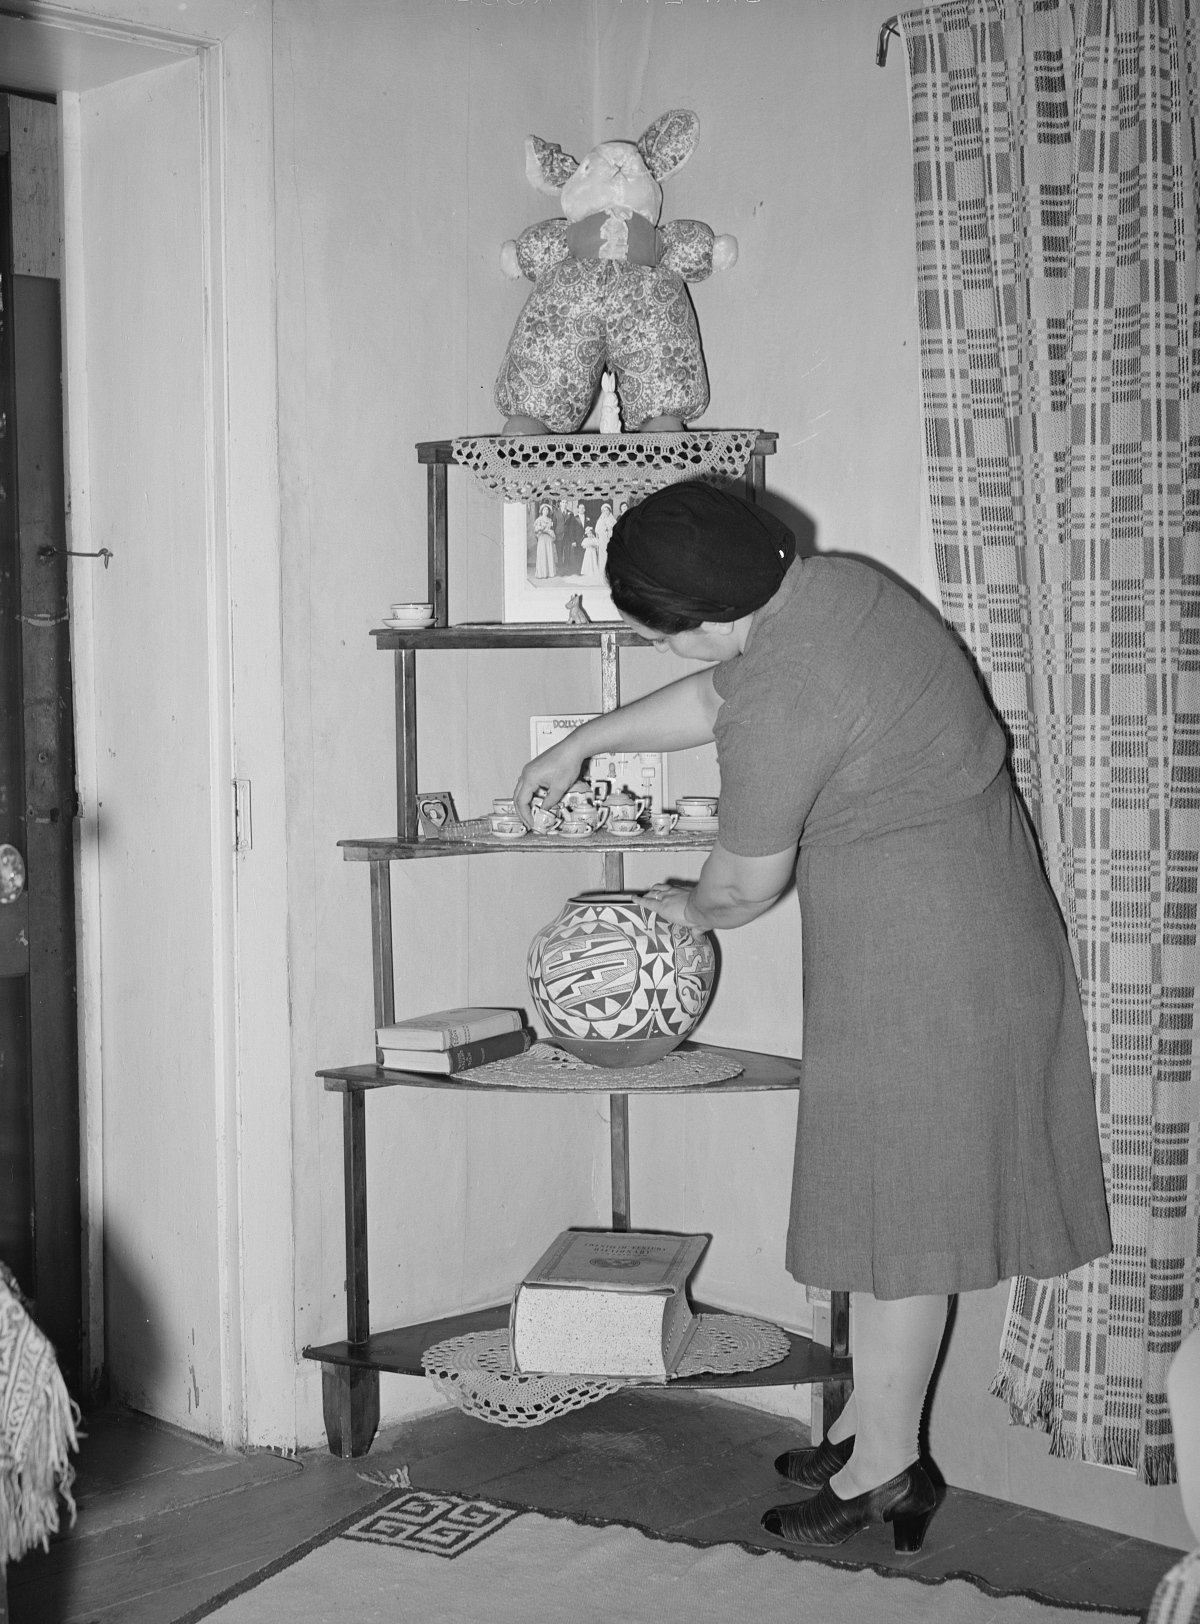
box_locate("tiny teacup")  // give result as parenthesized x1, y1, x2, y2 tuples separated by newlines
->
(488, 814, 526, 839)
(557, 815, 595, 839)
(530, 806, 561, 834)
(649, 811, 679, 836)
(492, 797, 517, 816)
(609, 820, 642, 838)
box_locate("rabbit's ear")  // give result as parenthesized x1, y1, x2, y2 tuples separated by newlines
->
(525, 135, 579, 195)
(636, 110, 700, 181)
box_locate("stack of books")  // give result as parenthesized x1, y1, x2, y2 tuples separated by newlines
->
(376, 1006, 532, 1075)
(510, 1229, 709, 1380)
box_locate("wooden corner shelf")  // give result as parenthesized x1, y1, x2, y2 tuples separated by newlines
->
(371, 622, 651, 651)
(338, 829, 717, 862)
(308, 432, 851, 1460)
(305, 1299, 852, 1389)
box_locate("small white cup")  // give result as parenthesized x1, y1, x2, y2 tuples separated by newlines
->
(650, 811, 679, 836)
(492, 797, 517, 816)
(489, 814, 526, 839)
(557, 816, 594, 839)
(530, 806, 561, 834)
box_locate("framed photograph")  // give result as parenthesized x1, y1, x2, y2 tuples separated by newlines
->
(503, 494, 633, 624)
(529, 716, 667, 814)
(416, 790, 458, 837)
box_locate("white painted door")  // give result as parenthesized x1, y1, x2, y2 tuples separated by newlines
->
(72, 55, 231, 1438)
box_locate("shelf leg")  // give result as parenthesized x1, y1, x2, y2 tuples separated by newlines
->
(395, 650, 418, 842)
(610, 1092, 630, 1231)
(747, 452, 766, 504)
(321, 1361, 380, 1460)
(427, 462, 448, 626)
(371, 860, 396, 1028)
(324, 1086, 379, 1456)
(811, 1289, 853, 1444)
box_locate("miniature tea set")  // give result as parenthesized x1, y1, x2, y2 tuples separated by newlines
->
(487, 783, 716, 841)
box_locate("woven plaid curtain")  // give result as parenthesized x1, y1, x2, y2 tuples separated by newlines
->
(900, 0, 1200, 1481)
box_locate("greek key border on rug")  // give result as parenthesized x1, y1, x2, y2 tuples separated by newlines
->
(340, 1491, 519, 1559)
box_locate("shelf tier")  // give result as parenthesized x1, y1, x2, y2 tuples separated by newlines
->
(340, 828, 716, 862)
(415, 432, 779, 465)
(318, 1042, 801, 1095)
(304, 1299, 850, 1389)
(372, 622, 652, 651)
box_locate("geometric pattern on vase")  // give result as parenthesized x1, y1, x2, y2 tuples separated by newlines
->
(528, 892, 715, 1049)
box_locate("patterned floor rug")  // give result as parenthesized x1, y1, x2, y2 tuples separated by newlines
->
(188, 1490, 1140, 1624)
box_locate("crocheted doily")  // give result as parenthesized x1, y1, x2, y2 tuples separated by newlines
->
(448, 1042, 744, 1091)
(451, 431, 762, 502)
(422, 1313, 791, 1428)
(422, 1330, 623, 1427)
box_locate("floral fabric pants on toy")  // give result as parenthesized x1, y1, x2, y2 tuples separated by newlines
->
(494, 258, 710, 433)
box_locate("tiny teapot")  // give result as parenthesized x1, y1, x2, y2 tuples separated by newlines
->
(605, 789, 649, 821)
(561, 779, 598, 811)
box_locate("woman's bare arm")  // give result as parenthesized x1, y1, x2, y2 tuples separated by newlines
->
(642, 842, 796, 930)
(513, 668, 721, 822)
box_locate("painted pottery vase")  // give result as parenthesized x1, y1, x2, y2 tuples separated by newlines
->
(527, 891, 716, 1068)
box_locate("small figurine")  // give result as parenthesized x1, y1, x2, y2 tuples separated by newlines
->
(496, 110, 738, 435)
(599, 371, 622, 435)
(566, 593, 591, 624)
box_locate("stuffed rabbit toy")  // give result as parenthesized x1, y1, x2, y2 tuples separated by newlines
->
(495, 110, 737, 434)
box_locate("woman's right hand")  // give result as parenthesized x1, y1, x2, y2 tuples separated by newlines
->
(514, 737, 584, 826)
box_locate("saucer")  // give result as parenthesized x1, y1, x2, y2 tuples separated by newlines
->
(676, 816, 719, 831)
(557, 827, 595, 839)
(490, 827, 527, 841)
(384, 615, 434, 630)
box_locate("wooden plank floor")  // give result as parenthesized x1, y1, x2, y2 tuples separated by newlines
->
(9, 1394, 1181, 1621)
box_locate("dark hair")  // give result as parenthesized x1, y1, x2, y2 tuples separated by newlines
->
(604, 480, 796, 634)
(605, 566, 707, 634)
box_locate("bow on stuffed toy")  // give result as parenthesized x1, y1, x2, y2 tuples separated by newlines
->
(495, 110, 738, 435)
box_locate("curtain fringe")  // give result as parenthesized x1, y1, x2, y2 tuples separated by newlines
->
(988, 1365, 1054, 1429)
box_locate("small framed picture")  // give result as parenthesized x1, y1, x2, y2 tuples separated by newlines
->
(417, 791, 458, 837)
(502, 495, 632, 624)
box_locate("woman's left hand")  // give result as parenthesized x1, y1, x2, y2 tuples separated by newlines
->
(639, 881, 700, 927)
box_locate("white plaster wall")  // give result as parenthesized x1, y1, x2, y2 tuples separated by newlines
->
(273, 0, 617, 1433)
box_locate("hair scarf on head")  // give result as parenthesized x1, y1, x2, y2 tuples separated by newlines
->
(605, 481, 796, 621)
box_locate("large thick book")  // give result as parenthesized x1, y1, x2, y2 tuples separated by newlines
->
(376, 1028, 533, 1075)
(375, 1006, 524, 1052)
(510, 1230, 708, 1380)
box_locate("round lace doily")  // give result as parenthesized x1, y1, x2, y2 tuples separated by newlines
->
(451, 431, 762, 501)
(422, 1330, 623, 1427)
(675, 1313, 792, 1377)
(422, 1313, 791, 1428)
(450, 1042, 744, 1091)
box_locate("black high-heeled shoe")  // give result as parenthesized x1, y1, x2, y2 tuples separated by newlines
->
(774, 1432, 855, 1488)
(760, 1462, 937, 1552)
